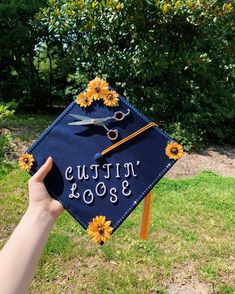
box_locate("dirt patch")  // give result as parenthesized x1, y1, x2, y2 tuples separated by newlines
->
(168, 282, 211, 294)
(168, 263, 212, 294)
(166, 146, 235, 179)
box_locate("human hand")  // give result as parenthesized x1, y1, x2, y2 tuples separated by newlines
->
(28, 156, 64, 220)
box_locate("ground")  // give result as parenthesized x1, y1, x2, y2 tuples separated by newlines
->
(166, 146, 235, 179)
(166, 146, 235, 294)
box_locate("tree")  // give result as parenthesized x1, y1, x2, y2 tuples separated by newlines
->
(0, 0, 48, 105)
(38, 0, 235, 146)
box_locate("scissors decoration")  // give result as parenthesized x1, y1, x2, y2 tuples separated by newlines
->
(68, 109, 130, 141)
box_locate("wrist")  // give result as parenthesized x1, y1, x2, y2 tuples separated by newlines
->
(26, 205, 57, 226)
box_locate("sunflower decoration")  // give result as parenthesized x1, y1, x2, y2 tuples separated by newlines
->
(76, 78, 119, 108)
(165, 141, 184, 160)
(18, 153, 35, 171)
(87, 215, 113, 244)
(88, 77, 109, 101)
(76, 91, 93, 108)
(103, 90, 119, 107)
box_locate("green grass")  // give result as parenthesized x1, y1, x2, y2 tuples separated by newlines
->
(1, 112, 234, 293)
(0, 112, 57, 176)
(0, 112, 57, 142)
(0, 168, 234, 293)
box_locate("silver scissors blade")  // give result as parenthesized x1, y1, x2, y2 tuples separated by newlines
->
(69, 113, 92, 121)
(68, 119, 95, 126)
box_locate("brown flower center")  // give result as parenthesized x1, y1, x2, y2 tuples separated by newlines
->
(107, 94, 113, 100)
(171, 147, 179, 155)
(23, 158, 29, 164)
(95, 85, 100, 93)
(84, 97, 89, 103)
(98, 227, 104, 234)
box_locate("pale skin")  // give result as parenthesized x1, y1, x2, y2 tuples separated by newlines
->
(0, 157, 64, 294)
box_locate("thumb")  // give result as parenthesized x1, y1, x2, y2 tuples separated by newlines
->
(32, 157, 53, 182)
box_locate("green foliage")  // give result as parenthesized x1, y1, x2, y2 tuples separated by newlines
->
(0, 133, 11, 161)
(0, 0, 234, 148)
(166, 121, 204, 151)
(0, 0, 48, 106)
(65, 71, 89, 99)
(0, 103, 14, 161)
(36, 0, 235, 147)
(0, 103, 15, 121)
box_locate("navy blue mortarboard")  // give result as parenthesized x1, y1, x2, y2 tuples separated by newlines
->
(21, 77, 183, 244)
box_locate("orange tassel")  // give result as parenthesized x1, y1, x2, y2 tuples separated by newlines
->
(139, 190, 152, 240)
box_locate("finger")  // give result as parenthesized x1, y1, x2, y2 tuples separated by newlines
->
(32, 156, 53, 182)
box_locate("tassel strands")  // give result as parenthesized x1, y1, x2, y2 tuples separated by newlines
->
(139, 190, 152, 240)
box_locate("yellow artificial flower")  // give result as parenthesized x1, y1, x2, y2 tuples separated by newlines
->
(76, 91, 93, 108)
(103, 90, 119, 107)
(87, 77, 109, 100)
(165, 142, 184, 160)
(87, 215, 113, 244)
(18, 153, 35, 171)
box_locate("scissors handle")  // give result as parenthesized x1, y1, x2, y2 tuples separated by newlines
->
(68, 109, 130, 140)
(107, 129, 118, 141)
(113, 109, 130, 121)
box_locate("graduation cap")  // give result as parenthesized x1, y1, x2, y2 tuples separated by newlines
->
(19, 77, 183, 244)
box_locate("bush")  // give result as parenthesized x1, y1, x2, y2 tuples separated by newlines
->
(36, 0, 235, 148)
(166, 122, 204, 152)
(0, 103, 15, 121)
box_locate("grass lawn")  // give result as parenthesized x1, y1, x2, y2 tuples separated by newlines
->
(0, 113, 235, 293)
(0, 167, 234, 294)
